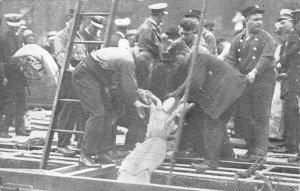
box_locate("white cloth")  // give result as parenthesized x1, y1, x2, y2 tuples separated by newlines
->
(12, 44, 59, 85)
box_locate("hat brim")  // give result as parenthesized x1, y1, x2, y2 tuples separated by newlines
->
(277, 16, 292, 22)
(91, 20, 103, 28)
(7, 21, 21, 26)
(163, 11, 168, 15)
(245, 10, 264, 18)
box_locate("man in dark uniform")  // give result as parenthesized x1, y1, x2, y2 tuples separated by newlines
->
(225, 5, 276, 161)
(78, 16, 105, 53)
(1, 13, 29, 137)
(277, 9, 300, 161)
(168, 41, 247, 171)
(110, 18, 130, 48)
(0, 17, 10, 138)
(72, 38, 161, 167)
(136, 3, 168, 51)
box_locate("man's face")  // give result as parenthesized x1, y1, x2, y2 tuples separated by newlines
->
(87, 24, 100, 36)
(276, 32, 289, 44)
(294, 20, 300, 33)
(179, 27, 194, 45)
(24, 36, 35, 44)
(8, 25, 19, 34)
(246, 13, 263, 33)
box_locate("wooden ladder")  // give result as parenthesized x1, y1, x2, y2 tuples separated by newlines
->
(39, 0, 119, 169)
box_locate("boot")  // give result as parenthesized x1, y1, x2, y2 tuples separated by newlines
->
(0, 116, 12, 138)
(15, 127, 30, 136)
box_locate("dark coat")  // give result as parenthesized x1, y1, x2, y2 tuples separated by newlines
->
(136, 18, 162, 49)
(279, 30, 300, 108)
(189, 52, 247, 119)
(110, 32, 125, 47)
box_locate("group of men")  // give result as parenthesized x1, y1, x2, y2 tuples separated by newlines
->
(0, 2, 299, 172)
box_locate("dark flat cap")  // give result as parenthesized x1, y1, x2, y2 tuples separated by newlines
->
(168, 41, 188, 57)
(241, 5, 264, 18)
(138, 38, 160, 58)
(89, 16, 106, 28)
(292, 9, 300, 23)
(184, 9, 201, 19)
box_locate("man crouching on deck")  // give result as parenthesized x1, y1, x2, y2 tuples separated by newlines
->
(72, 38, 161, 167)
(167, 41, 247, 172)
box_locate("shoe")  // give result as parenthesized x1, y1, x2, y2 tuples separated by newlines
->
(0, 132, 12, 138)
(191, 163, 216, 173)
(288, 155, 300, 163)
(272, 146, 289, 153)
(95, 152, 119, 164)
(79, 155, 101, 168)
(56, 146, 77, 157)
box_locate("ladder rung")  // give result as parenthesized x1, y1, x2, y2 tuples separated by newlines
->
(59, 99, 80, 102)
(52, 129, 84, 134)
(73, 41, 103, 44)
(78, 12, 109, 17)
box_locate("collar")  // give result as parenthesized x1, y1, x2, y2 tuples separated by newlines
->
(116, 31, 126, 38)
(148, 17, 158, 27)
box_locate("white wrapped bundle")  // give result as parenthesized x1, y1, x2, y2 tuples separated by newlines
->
(12, 44, 59, 85)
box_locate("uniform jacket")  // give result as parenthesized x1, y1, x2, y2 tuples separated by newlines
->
(54, 25, 88, 70)
(136, 18, 162, 49)
(188, 52, 247, 119)
(225, 29, 276, 77)
(2, 31, 25, 90)
(279, 30, 300, 108)
(88, 47, 140, 104)
(110, 31, 125, 47)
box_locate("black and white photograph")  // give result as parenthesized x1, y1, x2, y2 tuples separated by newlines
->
(0, 0, 299, 190)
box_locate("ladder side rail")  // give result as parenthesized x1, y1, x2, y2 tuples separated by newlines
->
(102, 0, 120, 48)
(39, 1, 84, 169)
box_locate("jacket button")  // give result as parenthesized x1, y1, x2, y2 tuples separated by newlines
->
(253, 47, 257, 51)
(238, 49, 241, 52)
(255, 38, 258, 41)
(252, 56, 256, 59)
(240, 39, 243, 42)
(209, 71, 212, 75)
(238, 58, 241, 61)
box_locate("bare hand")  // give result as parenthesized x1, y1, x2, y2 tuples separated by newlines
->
(246, 69, 258, 83)
(133, 100, 150, 119)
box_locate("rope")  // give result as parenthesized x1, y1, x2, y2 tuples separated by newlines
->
(232, 158, 280, 191)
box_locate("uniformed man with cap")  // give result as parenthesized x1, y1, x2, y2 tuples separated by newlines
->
(167, 41, 247, 171)
(110, 17, 131, 48)
(136, 3, 168, 52)
(78, 16, 105, 53)
(0, 13, 30, 137)
(276, 9, 300, 161)
(183, 9, 217, 56)
(271, 9, 293, 153)
(43, 31, 57, 57)
(225, 5, 276, 161)
(72, 38, 161, 167)
(126, 29, 138, 47)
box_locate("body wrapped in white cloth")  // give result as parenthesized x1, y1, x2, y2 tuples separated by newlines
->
(117, 97, 191, 183)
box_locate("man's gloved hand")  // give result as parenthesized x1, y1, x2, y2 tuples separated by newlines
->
(133, 100, 150, 119)
(246, 68, 258, 83)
